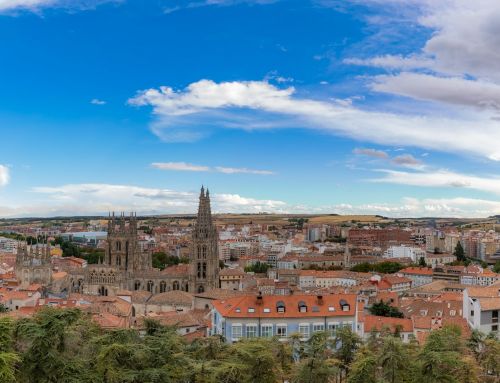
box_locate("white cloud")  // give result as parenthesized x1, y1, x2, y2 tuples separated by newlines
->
(163, 0, 277, 14)
(20, 183, 287, 217)
(372, 73, 500, 112)
(214, 166, 274, 175)
(353, 148, 388, 159)
(372, 168, 500, 195)
(344, 1, 500, 114)
(151, 162, 210, 172)
(151, 162, 274, 174)
(90, 98, 106, 105)
(0, 165, 9, 186)
(0, 181, 493, 218)
(129, 79, 500, 160)
(344, 54, 434, 70)
(391, 154, 422, 169)
(0, 0, 118, 13)
(0, 0, 54, 11)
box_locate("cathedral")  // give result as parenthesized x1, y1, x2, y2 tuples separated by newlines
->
(15, 242, 52, 288)
(68, 186, 219, 296)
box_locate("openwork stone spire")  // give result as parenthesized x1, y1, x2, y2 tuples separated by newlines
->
(190, 186, 219, 293)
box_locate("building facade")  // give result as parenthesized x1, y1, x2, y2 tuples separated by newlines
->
(15, 243, 52, 288)
(211, 293, 359, 343)
(68, 186, 219, 296)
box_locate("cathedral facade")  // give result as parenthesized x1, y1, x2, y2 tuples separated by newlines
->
(68, 186, 219, 296)
(15, 243, 52, 288)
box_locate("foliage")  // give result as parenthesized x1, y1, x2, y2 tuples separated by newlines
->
(494, 261, 500, 273)
(454, 242, 466, 262)
(418, 256, 427, 267)
(369, 300, 404, 318)
(0, 308, 496, 383)
(152, 251, 189, 270)
(244, 261, 269, 273)
(350, 261, 404, 274)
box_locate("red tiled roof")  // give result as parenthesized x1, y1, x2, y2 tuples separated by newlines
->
(400, 267, 433, 276)
(213, 293, 356, 319)
(364, 315, 413, 333)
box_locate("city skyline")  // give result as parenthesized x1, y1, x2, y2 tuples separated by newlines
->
(1, 0, 500, 218)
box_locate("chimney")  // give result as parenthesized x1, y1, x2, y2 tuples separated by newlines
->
(317, 295, 324, 305)
(256, 291, 263, 305)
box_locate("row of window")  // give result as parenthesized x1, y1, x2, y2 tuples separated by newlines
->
(231, 322, 352, 340)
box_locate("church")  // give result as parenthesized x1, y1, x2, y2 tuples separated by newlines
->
(68, 186, 219, 296)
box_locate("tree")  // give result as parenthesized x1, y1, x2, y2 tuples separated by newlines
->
(419, 256, 427, 267)
(419, 325, 479, 383)
(292, 332, 339, 383)
(347, 346, 377, 383)
(494, 261, 500, 274)
(378, 336, 410, 383)
(0, 318, 19, 383)
(369, 301, 404, 318)
(334, 326, 361, 375)
(477, 338, 500, 378)
(454, 242, 466, 262)
(244, 261, 269, 274)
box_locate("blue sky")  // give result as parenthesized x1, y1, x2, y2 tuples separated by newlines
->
(1, 0, 500, 217)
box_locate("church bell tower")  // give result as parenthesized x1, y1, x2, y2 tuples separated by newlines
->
(189, 186, 219, 293)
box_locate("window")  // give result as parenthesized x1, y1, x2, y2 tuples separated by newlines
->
(471, 310, 474, 317)
(492, 325, 498, 332)
(276, 301, 286, 313)
(263, 308, 271, 313)
(159, 281, 167, 293)
(276, 325, 287, 338)
(261, 324, 273, 338)
(299, 324, 310, 339)
(342, 321, 353, 330)
(298, 301, 307, 313)
(313, 323, 324, 333)
(232, 325, 242, 340)
(327, 323, 339, 337)
(246, 324, 257, 338)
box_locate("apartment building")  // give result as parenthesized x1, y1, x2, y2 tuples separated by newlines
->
(211, 293, 358, 342)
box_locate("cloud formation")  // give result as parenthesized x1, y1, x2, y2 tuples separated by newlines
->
(26, 183, 287, 216)
(151, 162, 274, 175)
(0, 0, 118, 13)
(129, 79, 500, 160)
(372, 169, 500, 195)
(0, 165, 9, 187)
(345, 1, 500, 114)
(0, 182, 498, 218)
(90, 98, 106, 105)
(353, 148, 389, 159)
(151, 162, 210, 172)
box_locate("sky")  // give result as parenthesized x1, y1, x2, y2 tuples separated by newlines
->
(1, 0, 500, 218)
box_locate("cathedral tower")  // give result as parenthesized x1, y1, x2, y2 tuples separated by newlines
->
(189, 186, 219, 293)
(105, 212, 151, 273)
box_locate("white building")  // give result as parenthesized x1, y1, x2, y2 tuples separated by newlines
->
(384, 245, 426, 263)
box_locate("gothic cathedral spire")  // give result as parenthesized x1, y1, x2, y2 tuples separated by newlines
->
(189, 186, 219, 293)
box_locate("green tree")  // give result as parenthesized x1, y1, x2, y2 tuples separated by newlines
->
(454, 242, 466, 262)
(292, 332, 339, 383)
(334, 326, 361, 375)
(244, 261, 269, 273)
(494, 261, 500, 273)
(419, 256, 427, 267)
(347, 346, 376, 383)
(369, 301, 404, 318)
(0, 318, 19, 383)
(378, 336, 410, 383)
